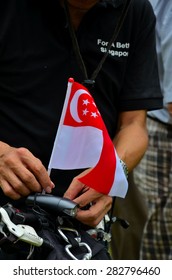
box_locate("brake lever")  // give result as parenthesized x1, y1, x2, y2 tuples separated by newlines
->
(0, 207, 43, 247)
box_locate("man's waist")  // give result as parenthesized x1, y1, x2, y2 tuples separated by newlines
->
(147, 115, 172, 127)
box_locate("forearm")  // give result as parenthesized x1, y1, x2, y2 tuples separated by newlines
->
(113, 111, 148, 172)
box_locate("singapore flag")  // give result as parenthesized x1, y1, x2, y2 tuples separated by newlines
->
(48, 78, 128, 197)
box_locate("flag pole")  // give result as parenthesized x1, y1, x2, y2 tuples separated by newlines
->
(42, 78, 74, 194)
(41, 168, 52, 194)
(48, 78, 74, 175)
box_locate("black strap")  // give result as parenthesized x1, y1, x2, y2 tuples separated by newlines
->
(64, 0, 89, 81)
(64, 0, 133, 86)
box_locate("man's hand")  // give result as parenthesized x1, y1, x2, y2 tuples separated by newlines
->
(0, 145, 54, 200)
(167, 103, 172, 116)
(64, 169, 112, 227)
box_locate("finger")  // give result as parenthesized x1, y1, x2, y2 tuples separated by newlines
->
(0, 181, 22, 200)
(15, 166, 43, 193)
(64, 177, 86, 200)
(76, 206, 107, 227)
(19, 148, 54, 190)
(76, 196, 112, 227)
(26, 158, 54, 191)
(64, 168, 93, 200)
(0, 160, 34, 196)
(73, 188, 102, 208)
(5, 147, 54, 192)
(2, 157, 42, 193)
(8, 173, 36, 196)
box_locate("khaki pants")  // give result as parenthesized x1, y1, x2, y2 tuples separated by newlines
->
(110, 172, 148, 260)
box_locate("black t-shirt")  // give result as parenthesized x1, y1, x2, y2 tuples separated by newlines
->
(0, 0, 162, 201)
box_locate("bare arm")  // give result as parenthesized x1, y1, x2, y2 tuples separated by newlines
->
(64, 109, 148, 227)
(114, 110, 148, 171)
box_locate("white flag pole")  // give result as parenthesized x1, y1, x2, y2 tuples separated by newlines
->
(47, 77, 74, 175)
(42, 78, 73, 195)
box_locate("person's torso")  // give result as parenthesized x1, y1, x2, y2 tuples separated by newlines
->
(0, 0, 162, 198)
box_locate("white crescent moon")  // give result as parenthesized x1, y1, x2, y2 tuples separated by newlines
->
(70, 89, 90, 123)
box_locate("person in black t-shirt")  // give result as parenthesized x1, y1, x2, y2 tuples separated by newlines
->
(0, 0, 162, 229)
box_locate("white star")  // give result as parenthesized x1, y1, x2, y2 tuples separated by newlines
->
(91, 112, 98, 118)
(83, 99, 90, 106)
(83, 108, 89, 115)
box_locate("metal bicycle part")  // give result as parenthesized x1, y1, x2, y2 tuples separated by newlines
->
(58, 226, 92, 260)
(0, 207, 43, 247)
